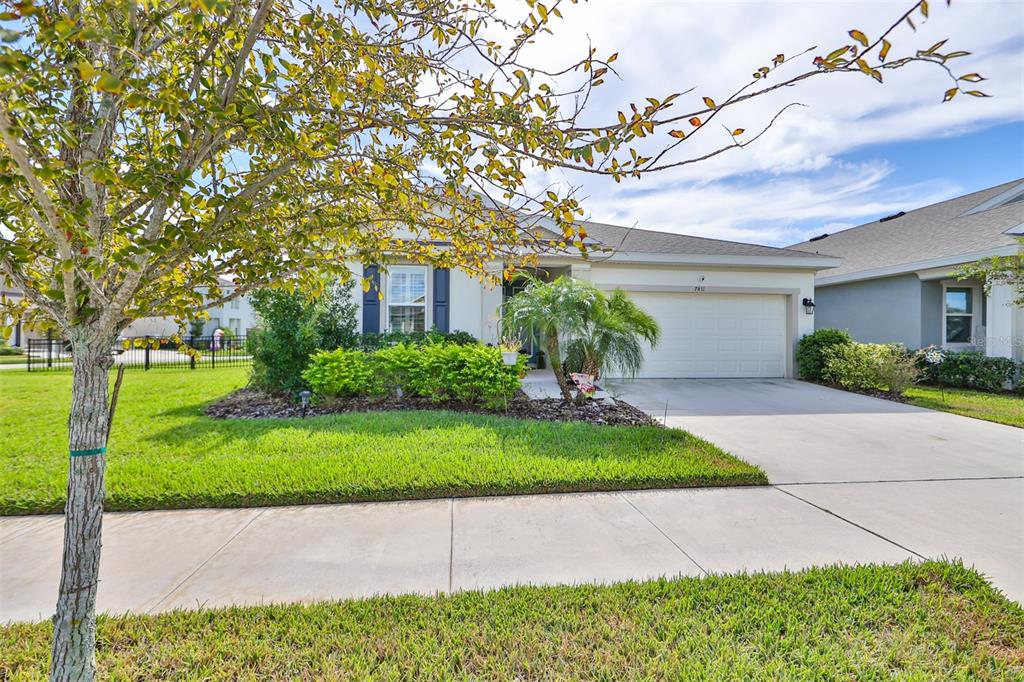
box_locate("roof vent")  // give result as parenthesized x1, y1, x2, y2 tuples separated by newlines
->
(808, 233, 829, 242)
(879, 211, 905, 222)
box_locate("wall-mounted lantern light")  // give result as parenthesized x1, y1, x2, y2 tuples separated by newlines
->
(802, 297, 816, 315)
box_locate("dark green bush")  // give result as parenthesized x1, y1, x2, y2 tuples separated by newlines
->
(248, 282, 358, 394)
(303, 344, 524, 409)
(357, 328, 476, 351)
(796, 328, 853, 380)
(920, 349, 1019, 393)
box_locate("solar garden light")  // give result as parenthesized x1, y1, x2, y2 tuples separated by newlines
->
(299, 390, 312, 418)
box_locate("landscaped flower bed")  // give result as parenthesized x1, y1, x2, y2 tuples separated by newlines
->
(205, 386, 658, 427)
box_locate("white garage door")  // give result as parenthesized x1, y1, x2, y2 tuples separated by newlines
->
(626, 292, 787, 378)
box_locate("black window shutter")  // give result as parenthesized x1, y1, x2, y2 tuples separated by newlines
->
(362, 265, 381, 333)
(432, 268, 450, 333)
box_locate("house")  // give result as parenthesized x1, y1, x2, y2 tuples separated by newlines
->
(350, 221, 839, 379)
(2, 277, 258, 348)
(120, 277, 259, 339)
(789, 179, 1024, 361)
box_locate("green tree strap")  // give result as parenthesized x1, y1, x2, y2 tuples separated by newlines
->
(70, 447, 106, 458)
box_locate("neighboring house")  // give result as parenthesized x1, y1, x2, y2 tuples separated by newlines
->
(790, 179, 1024, 361)
(351, 221, 839, 379)
(3, 277, 258, 347)
(121, 276, 258, 339)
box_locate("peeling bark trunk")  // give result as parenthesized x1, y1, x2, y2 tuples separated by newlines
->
(50, 331, 113, 682)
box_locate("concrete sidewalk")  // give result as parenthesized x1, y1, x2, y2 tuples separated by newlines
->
(3, 481, 1019, 623)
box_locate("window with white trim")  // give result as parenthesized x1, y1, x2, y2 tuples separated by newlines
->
(944, 286, 974, 344)
(388, 266, 427, 332)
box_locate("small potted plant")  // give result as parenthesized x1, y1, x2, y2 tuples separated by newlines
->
(499, 335, 521, 366)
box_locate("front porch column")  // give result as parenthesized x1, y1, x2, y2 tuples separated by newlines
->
(481, 261, 504, 344)
(985, 282, 1015, 358)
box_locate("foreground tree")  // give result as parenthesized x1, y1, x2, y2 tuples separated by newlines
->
(0, 0, 980, 678)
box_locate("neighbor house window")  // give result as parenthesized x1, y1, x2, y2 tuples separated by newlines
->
(944, 286, 973, 344)
(388, 266, 427, 332)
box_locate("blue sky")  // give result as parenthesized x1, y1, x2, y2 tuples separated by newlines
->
(514, 1, 1024, 247)
(840, 121, 1024, 214)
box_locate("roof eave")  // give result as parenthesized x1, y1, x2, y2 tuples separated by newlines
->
(544, 249, 842, 270)
(815, 245, 1019, 286)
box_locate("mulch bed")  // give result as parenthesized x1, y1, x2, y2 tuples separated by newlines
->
(204, 387, 659, 427)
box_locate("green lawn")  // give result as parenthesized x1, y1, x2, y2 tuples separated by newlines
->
(0, 355, 26, 365)
(3, 562, 1021, 680)
(906, 385, 1024, 428)
(0, 368, 764, 515)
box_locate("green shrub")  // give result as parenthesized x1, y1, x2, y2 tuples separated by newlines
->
(357, 328, 477, 351)
(796, 328, 853, 381)
(303, 344, 523, 408)
(441, 344, 525, 408)
(375, 343, 429, 396)
(919, 349, 1018, 393)
(248, 282, 358, 394)
(301, 349, 383, 398)
(824, 343, 920, 396)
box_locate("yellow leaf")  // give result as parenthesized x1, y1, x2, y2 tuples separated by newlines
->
(920, 0, 929, 18)
(76, 61, 98, 80)
(943, 87, 958, 102)
(732, 128, 745, 136)
(95, 73, 124, 94)
(668, 130, 686, 139)
(849, 29, 869, 47)
(703, 96, 716, 109)
(879, 39, 891, 62)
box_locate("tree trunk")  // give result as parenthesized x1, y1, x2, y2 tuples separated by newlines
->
(50, 332, 113, 682)
(544, 331, 574, 402)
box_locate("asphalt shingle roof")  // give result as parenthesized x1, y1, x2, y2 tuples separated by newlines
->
(581, 220, 824, 259)
(789, 179, 1024, 279)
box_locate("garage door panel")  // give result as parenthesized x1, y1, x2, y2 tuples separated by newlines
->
(622, 292, 788, 379)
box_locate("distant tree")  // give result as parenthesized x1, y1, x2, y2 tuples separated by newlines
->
(0, 0, 980, 678)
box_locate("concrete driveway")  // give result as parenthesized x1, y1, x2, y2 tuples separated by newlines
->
(607, 378, 1024, 601)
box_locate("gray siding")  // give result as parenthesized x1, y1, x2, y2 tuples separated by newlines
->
(920, 280, 943, 348)
(814, 274, 923, 348)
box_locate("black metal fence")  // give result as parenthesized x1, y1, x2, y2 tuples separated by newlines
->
(26, 335, 252, 372)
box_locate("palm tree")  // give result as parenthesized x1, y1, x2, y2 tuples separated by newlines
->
(502, 276, 660, 401)
(565, 288, 660, 380)
(502, 275, 599, 401)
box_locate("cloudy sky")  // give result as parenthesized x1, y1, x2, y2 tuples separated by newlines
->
(510, 0, 1024, 246)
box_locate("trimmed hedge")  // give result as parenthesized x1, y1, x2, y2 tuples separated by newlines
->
(303, 343, 525, 409)
(796, 328, 853, 381)
(919, 349, 1019, 393)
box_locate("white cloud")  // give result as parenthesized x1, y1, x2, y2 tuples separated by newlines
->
(500, 0, 1024, 245)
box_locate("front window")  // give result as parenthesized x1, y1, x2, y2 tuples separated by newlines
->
(945, 286, 973, 344)
(388, 266, 427, 332)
